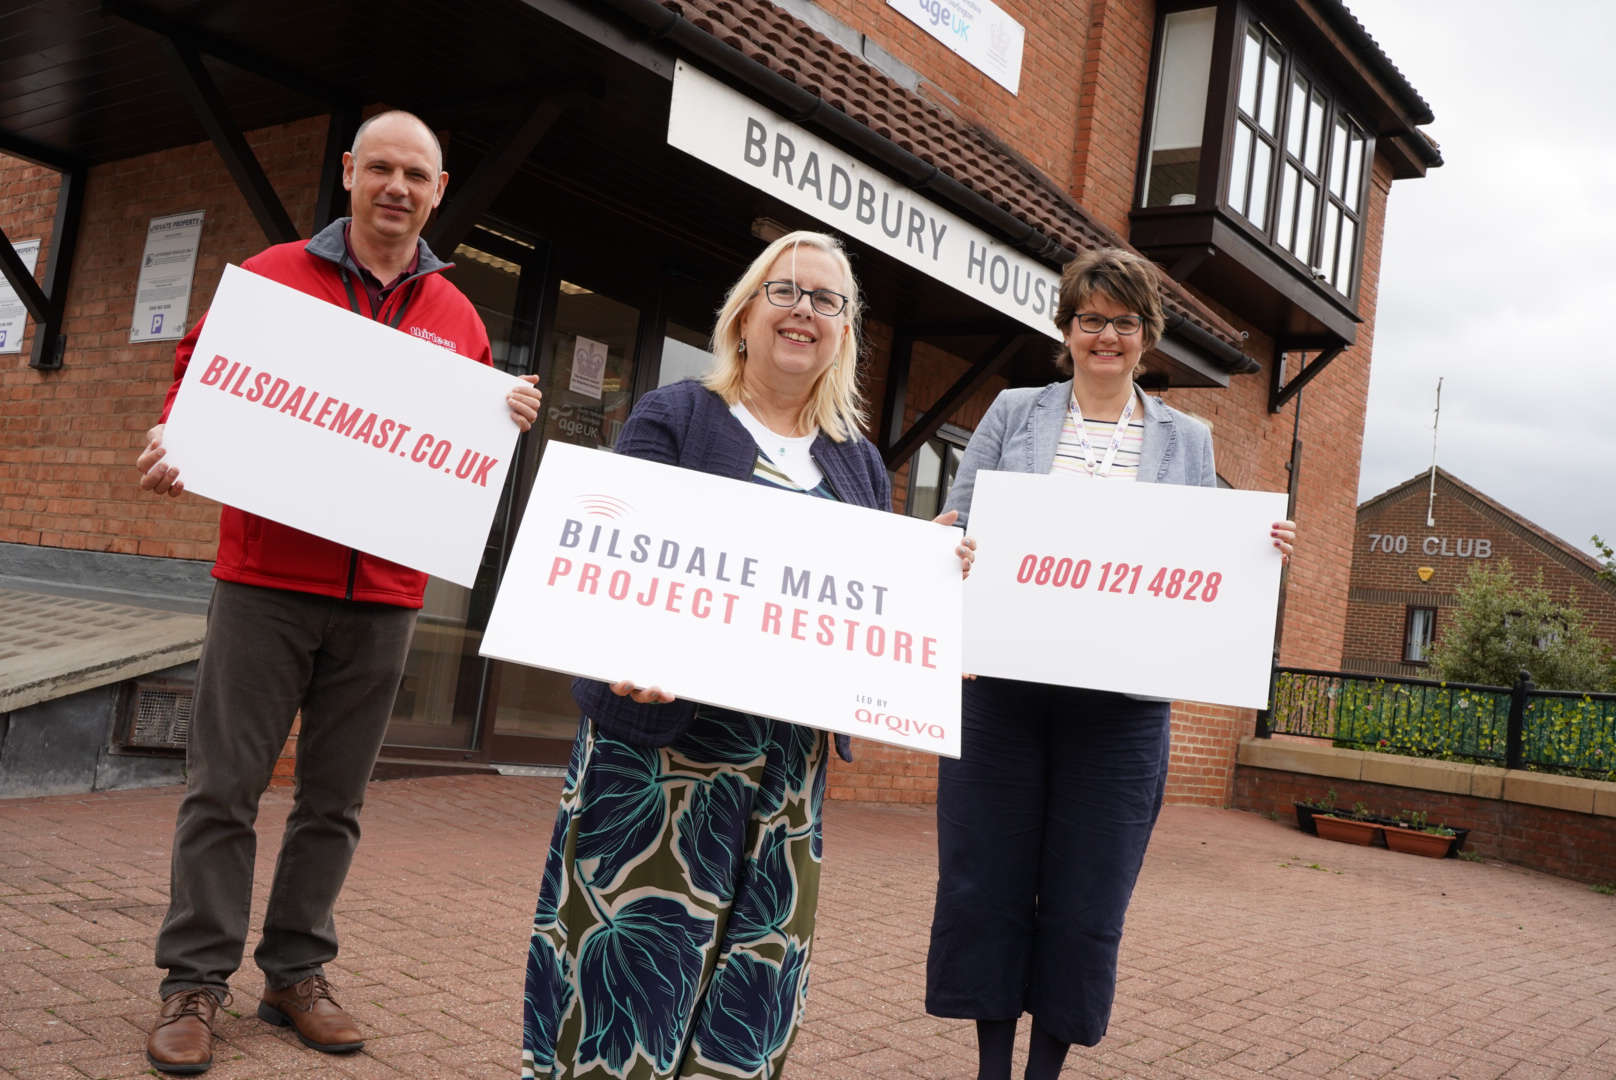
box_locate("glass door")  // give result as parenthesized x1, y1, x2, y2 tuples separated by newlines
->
(386, 228, 546, 754)
(483, 275, 646, 764)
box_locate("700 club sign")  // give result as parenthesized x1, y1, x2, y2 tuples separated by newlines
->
(1367, 533, 1493, 558)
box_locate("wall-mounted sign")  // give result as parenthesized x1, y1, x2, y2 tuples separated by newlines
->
(568, 335, 608, 399)
(130, 211, 205, 343)
(667, 61, 1060, 340)
(1367, 534, 1492, 558)
(887, 0, 1026, 95)
(0, 237, 41, 355)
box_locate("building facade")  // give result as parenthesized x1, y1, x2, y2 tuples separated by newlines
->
(1344, 468, 1616, 679)
(0, 0, 1437, 805)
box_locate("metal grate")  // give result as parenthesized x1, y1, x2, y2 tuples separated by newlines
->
(122, 682, 193, 751)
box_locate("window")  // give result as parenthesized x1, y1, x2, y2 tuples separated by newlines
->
(1403, 607, 1435, 663)
(1140, 7, 1216, 208)
(1228, 21, 1283, 230)
(1132, 3, 1378, 321)
(906, 432, 966, 520)
(1224, 20, 1370, 295)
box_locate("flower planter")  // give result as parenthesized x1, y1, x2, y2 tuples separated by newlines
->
(1293, 802, 1324, 835)
(1313, 815, 1382, 846)
(1383, 825, 1455, 859)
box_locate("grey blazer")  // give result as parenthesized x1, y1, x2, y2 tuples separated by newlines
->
(944, 380, 1217, 526)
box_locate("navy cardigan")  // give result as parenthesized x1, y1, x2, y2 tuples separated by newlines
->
(570, 379, 892, 761)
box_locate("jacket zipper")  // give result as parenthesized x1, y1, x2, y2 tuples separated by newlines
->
(331, 257, 452, 601)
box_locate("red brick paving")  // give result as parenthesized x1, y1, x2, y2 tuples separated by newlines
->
(0, 776, 1611, 1078)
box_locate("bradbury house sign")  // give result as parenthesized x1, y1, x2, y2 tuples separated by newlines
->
(667, 60, 1060, 341)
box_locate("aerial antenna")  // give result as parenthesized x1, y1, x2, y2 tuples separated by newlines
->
(1425, 378, 1442, 528)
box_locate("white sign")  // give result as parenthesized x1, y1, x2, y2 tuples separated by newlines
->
(482, 441, 965, 756)
(568, 335, 608, 399)
(161, 264, 525, 587)
(887, 0, 1026, 94)
(0, 237, 41, 354)
(963, 472, 1288, 707)
(668, 61, 1060, 340)
(130, 211, 205, 342)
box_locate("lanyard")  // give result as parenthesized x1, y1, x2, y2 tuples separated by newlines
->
(1068, 391, 1137, 477)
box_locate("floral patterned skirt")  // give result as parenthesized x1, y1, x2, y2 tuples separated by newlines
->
(523, 708, 829, 1079)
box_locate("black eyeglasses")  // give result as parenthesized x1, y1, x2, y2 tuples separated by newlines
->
(1073, 312, 1143, 335)
(759, 280, 849, 317)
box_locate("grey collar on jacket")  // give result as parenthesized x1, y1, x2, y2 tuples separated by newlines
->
(1029, 379, 1178, 483)
(303, 217, 449, 277)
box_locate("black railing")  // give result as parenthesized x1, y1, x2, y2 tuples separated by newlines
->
(1261, 667, 1616, 780)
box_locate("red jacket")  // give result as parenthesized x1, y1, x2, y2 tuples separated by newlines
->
(161, 219, 493, 608)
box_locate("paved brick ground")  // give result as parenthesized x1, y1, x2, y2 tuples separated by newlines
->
(0, 775, 1612, 1079)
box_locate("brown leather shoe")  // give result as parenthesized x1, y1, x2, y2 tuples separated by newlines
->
(257, 974, 364, 1053)
(146, 988, 229, 1074)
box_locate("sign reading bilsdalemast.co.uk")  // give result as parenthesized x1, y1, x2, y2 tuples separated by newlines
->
(481, 442, 965, 757)
(161, 264, 526, 587)
(667, 61, 1060, 341)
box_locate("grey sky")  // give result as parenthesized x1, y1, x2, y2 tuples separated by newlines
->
(1346, 0, 1615, 557)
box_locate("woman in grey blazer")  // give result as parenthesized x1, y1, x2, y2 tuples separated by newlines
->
(924, 248, 1294, 1080)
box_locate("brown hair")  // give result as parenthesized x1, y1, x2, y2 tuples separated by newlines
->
(1051, 247, 1167, 376)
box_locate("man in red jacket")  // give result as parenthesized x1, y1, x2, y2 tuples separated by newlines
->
(133, 110, 541, 1074)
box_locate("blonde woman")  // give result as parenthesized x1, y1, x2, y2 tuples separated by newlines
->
(523, 231, 969, 1079)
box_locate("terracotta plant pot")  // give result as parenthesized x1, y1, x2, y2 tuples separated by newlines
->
(1313, 815, 1382, 846)
(1383, 825, 1455, 858)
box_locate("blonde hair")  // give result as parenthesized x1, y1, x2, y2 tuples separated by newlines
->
(1052, 247, 1167, 378)
(703, 231, 867, 442)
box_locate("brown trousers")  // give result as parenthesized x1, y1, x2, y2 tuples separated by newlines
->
(155, 580, 416, 997)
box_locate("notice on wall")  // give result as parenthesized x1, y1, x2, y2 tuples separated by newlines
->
(667, 61, 1060, 340)
(130, 211, 205, 343)
(0, 237, 41, 354)
(568, 335, 608, 399)
(481, 441, 965, 756)
(887, 0, 1026, 95)
(161, 264, 526, 586)
(963, 472, 1288, 707)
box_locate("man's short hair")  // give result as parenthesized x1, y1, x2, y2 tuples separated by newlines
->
(350, 110, 444, 173)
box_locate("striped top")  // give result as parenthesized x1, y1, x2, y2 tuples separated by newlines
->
(1052, 396, 1145, 480)
(751, 451, 839, 500)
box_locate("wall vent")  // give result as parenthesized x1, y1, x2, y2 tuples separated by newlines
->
(120, 679, 193, 752)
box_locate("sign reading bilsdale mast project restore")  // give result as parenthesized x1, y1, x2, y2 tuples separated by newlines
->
(160, 265, 526, 587)
(480, 442, 965, 757)
(667, 60, 1061, 341)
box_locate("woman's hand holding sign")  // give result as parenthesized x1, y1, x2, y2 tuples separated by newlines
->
(607, 680, 676, 705)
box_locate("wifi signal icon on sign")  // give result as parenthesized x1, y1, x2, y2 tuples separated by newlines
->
(576, 494, 633, 519)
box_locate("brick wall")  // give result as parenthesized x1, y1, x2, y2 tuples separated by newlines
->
(1345, 472, 1616, 676)
(1069, 0, 1155, 235)
(0, 118, 327, 560)
(2, 154, 63, 536)
(1232, 764, 1616, 887)
(813, 0, 1097, 188)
